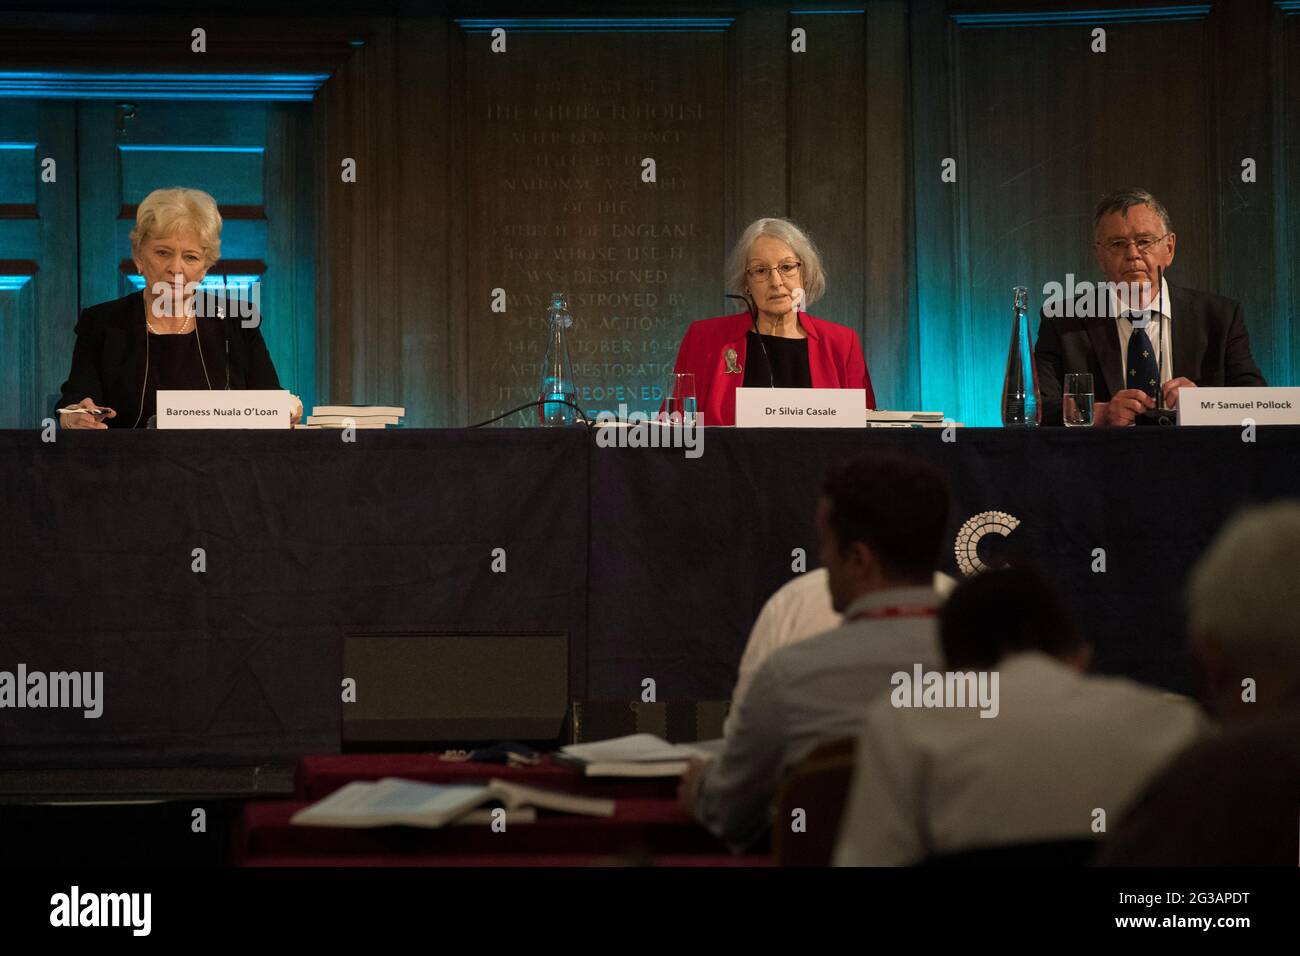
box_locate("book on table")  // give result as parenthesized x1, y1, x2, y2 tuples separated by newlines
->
(290, 776, 614, 829)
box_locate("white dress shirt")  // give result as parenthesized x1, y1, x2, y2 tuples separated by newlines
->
(833, 650, 1209, 866)
(696, 585, 943, 849)
(1110, 275, 1173, 387)
(725, 568, 957, 736)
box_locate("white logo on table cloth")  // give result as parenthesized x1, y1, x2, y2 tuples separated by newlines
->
(954, 511, 1021, 576)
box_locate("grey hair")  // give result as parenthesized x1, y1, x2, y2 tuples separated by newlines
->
(725, 217, 827, 306)
(1093, 188, 1173, 236)
(1188, 500, 1300, 675)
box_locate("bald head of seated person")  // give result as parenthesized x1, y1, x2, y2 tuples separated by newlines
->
(677, 453, 951, 849)
(1034, 187, 1266, 427)
(56, 187, 300, 429)
(833, 566, 1208, 866)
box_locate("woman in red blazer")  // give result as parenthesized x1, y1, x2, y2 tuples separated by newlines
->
(668, 217, 875, 426)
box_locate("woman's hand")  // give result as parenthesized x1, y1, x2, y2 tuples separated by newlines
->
(59, 397, 116, 430)
(289, 394, 303, 425)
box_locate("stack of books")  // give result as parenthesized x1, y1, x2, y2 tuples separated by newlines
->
(303, 405, 405, 429)
(865, 410, 957, 428)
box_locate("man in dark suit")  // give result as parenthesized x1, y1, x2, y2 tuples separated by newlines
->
(1035, 188, 1266, 426)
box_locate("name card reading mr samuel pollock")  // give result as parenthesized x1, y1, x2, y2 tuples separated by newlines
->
(1177, 387, 1300, 426)
(735, 387, 866, 428)
(156, 390, 293, 429)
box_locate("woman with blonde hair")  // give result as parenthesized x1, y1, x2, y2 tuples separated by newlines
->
(666, 217, 875, 426)
(56, 186, 297, 428)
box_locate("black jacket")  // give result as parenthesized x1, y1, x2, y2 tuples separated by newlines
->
(56, 290, 282, 428)
(1034, 283, 1267, 425)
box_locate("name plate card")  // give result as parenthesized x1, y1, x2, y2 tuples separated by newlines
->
(157, 389, 292, 429)
(735, 387, 866, 428)
(1177, 387, 1300, 426)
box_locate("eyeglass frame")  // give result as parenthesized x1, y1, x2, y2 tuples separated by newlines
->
(745, 260, 803, 283)
(1093, 232, 1173, 256)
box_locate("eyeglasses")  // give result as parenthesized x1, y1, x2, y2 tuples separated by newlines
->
(1095, 233, 1171, 255)
(746, 261, 802, 282)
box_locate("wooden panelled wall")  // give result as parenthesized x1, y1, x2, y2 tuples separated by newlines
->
(912, 0, 1297, 424)
(6, 2, 1294, 427)
(317, 0, 1297, 427)
(319, 3, 917, 425)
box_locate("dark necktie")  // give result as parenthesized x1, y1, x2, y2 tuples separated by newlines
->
(1125, 316, 1159, 400)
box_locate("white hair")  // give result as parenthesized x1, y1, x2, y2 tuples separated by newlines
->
(725, 217, 826, 306)
(1187, 500, 1300, 675)
(130, 187, 223, 268)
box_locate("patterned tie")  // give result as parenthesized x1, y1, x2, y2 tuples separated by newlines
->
(1125, 315, 1159, 400)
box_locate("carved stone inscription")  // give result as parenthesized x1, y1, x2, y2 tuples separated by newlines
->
(466, 34, 725, 422)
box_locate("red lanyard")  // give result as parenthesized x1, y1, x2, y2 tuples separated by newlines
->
(847, 606, 939, 622)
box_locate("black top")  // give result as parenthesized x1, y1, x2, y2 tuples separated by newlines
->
(149, 331, 212, 392)
(743, 331, 812, 388)
(57, 291, 283, 428)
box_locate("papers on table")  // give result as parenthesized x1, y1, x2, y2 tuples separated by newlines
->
(290, 776, 613, 829)
(555, 733, 719, 777)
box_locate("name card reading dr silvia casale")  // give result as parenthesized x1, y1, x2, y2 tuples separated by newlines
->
(735, 387, 866, 428)
(157, 390, 292, 429)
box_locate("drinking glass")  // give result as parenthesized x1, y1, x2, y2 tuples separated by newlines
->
(1063, 373, 1094, 427)
(664, 373, 697, 425)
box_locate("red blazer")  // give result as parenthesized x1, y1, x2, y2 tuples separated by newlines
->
(667, 311, 876, 426)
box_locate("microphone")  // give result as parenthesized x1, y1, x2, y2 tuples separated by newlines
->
(1137, 265, 1174, 426)
(1154, 265, 1174, 424)
(725, 292, 775, 388)
(1155, 265, 1165, 406)
(725, 291, 757, 326)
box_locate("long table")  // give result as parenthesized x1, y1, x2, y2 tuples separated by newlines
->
(3, 426, 1297, 769)
(234, 756, 747, 866)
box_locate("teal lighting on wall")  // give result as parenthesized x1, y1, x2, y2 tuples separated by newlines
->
(951, 5, 1211, 27)
(0, 72, 328, 101)
(126, 275, 262, 292)
(118, 145, 266, 154)
(454, 18, 734, 33)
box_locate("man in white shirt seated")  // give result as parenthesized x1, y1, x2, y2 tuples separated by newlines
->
(678, 453, 952, 849)
(833, 566, 1208, 866)
(725, 568, 958, 736)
